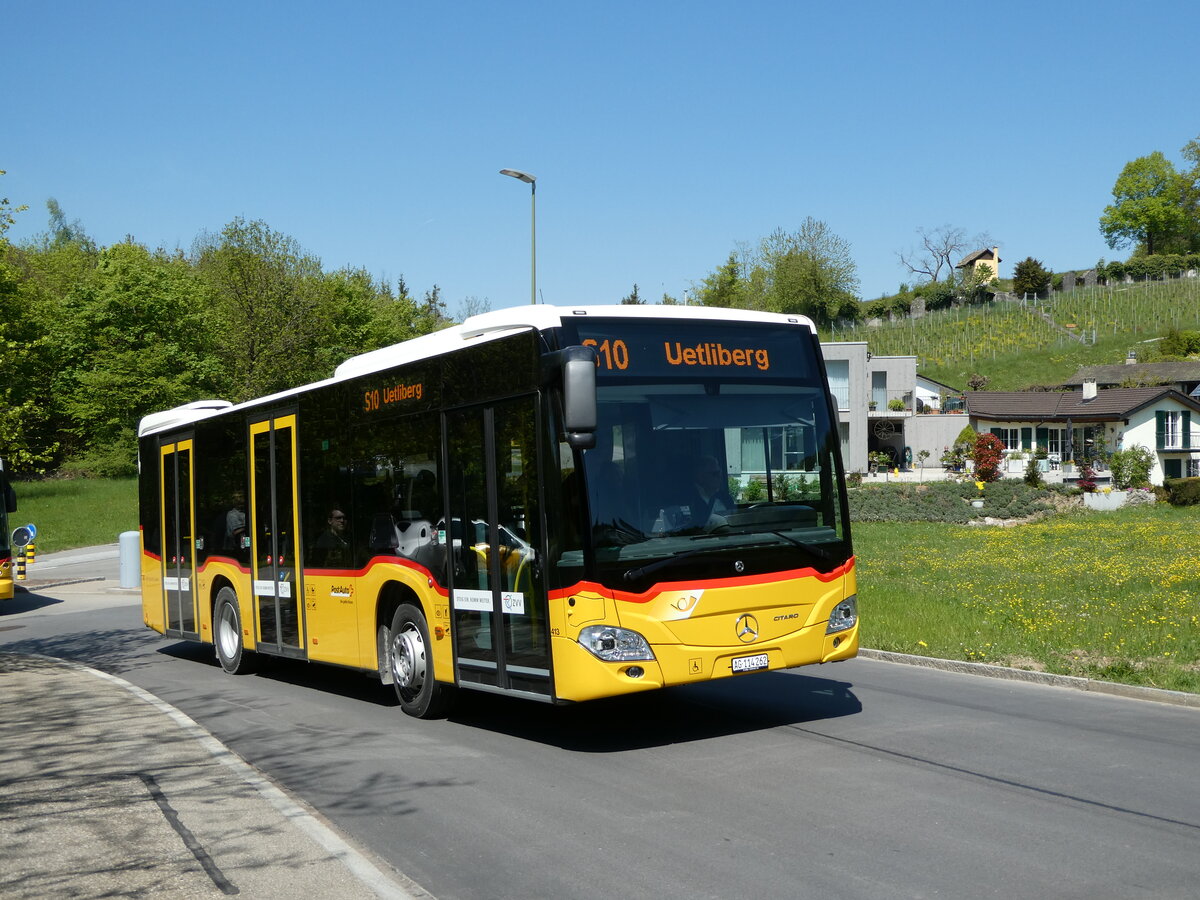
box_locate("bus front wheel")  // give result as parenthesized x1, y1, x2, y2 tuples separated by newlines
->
(390, 603, 454, 718)
(214, 587, 256, 675)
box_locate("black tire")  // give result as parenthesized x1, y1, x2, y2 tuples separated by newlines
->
(214, 587, 256, 675)
(389, 603, 454, 718)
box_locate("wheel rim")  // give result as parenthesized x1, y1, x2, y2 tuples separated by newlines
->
(391, 623, 426, 700)
(218, 603, 238, 660)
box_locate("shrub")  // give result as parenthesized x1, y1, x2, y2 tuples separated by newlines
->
(1163, 477, 1200, 506)
(973, 433, 1005, 482)
(743, 478, 765, 502)
(888, 397, 906, 411)
(1023, 457, 1045, 488)
(1076, 461, 1097, 493)
(1108, 445, 1155, 489)
(846, 481, 1056, 523)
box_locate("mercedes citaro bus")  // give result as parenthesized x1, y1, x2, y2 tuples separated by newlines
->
(138, 305, 857, 717)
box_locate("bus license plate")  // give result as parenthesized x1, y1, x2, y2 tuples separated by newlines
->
(732, 653, 769, 673)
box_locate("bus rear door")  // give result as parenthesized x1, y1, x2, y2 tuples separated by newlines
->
(249, 413, 307, 659)
(159, 438, 199, 637)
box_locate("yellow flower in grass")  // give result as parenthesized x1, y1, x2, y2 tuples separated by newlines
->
(974, 481, 985, 494)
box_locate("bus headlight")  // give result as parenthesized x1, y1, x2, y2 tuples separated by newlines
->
(578, 625, 655, 662)
(826, 595, 857, 634)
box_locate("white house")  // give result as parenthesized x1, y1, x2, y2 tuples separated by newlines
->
(966, 384, 1200, 484)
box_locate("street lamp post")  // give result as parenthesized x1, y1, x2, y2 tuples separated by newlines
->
(500, 168, 537, 305)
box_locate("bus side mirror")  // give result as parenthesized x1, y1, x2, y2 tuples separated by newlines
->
(561, 345, 597, 450)
(4, 482, 15, 514)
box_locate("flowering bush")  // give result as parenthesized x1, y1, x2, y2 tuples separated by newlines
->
(1076, 461, 1097, 493)
(973, 433, 1005, 482)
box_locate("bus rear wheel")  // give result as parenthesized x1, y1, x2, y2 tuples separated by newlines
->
(390, 603, 454, 718)
(214, 587, 256, 675)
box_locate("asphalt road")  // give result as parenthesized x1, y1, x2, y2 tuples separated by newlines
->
(5, 550, 1200, 899)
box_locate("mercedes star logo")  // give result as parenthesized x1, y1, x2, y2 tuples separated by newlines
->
(735, 614, 759, 643)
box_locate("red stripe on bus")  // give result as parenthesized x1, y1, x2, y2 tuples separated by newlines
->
(549, 556, 855, 604)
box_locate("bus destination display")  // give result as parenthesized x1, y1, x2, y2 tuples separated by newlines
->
(574, 319, 811, 379)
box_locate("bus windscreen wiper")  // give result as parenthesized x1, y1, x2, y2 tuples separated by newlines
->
(623, 531, 834, 583)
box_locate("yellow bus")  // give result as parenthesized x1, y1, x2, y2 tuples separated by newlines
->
(138, 305, 857, 717)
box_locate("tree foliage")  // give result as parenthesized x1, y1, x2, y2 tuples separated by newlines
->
(1100, 137, 1200, 257)
(0, 205, 447, 476)
(1011, 256, 1052, 298)
(692, 219, 861, 325)
(620, 283, 643, 305)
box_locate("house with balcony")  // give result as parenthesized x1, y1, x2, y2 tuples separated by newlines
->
(821, 343, 966, 473)
(965, 382, 1200, 484)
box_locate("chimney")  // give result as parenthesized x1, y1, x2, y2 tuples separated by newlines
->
(1082, 378, 1097, 401)
(1126, 350, 1137, 365)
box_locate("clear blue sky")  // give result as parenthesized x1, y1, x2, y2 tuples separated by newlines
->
(7, 1, 1198, 313)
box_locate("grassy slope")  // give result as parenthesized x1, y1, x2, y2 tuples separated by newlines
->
(823, 278, 1200, 390)
(11, 477, 138, 554)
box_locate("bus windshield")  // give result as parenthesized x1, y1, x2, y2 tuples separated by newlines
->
(557, 319, 849, 589)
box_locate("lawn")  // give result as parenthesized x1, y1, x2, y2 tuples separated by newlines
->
(853, 504, 1200, 694)
(11, 477, 138, 554)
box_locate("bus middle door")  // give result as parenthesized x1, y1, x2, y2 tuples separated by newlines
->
(249, 414, 306, 659)
(445, 396, 550, 699)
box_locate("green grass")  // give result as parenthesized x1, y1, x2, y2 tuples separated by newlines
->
(11, 477, 138, 554)
(854, 504, 1200, 693)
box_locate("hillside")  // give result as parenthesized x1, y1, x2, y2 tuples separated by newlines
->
(822, 278, 1200, 390)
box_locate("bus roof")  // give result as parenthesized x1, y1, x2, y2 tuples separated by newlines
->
(334, 304, 816, 380)
(139, 305, 817, 437)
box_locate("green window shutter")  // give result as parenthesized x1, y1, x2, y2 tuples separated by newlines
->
(1156, 410, 1166, 450)
(1164, 458, 1183, 479)
(1184, 411, 1192, 450)
(1021, 427, 1032, 450)
(1035, 426, 1049, 449)
(990, 427, 1004, 439)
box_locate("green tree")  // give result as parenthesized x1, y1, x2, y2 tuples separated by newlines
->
(58, 242, 221, 474)
(620, 283, 643, 305)
(693, 253, 743, 308)
(0, 171, 56, 471)
(1100, 151, 1189, 256)
(195, 218, 334, 400)
(693, 220, 861, 325)
(1011, 256, 1052, 297)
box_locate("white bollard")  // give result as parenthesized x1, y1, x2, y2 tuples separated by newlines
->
(119, 531, 141, 590)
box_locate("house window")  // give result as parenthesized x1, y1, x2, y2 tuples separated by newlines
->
(826, 360, 849, 410)
(871, 371, 887, 409)
(1164, 412, 1180, 448)
(991, 427, 1020, 451)
(740, 425, 811, 472)
(1188, 457, 1200, 478)
(1045, 428, 1064, 455)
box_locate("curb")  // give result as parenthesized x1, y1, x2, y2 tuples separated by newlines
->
(858, 648, 1200, 710)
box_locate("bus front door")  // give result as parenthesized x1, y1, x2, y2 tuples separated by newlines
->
(249, 414, 306, 659)
(446, 397, 550, 699)
(160, 438, 199, 638)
